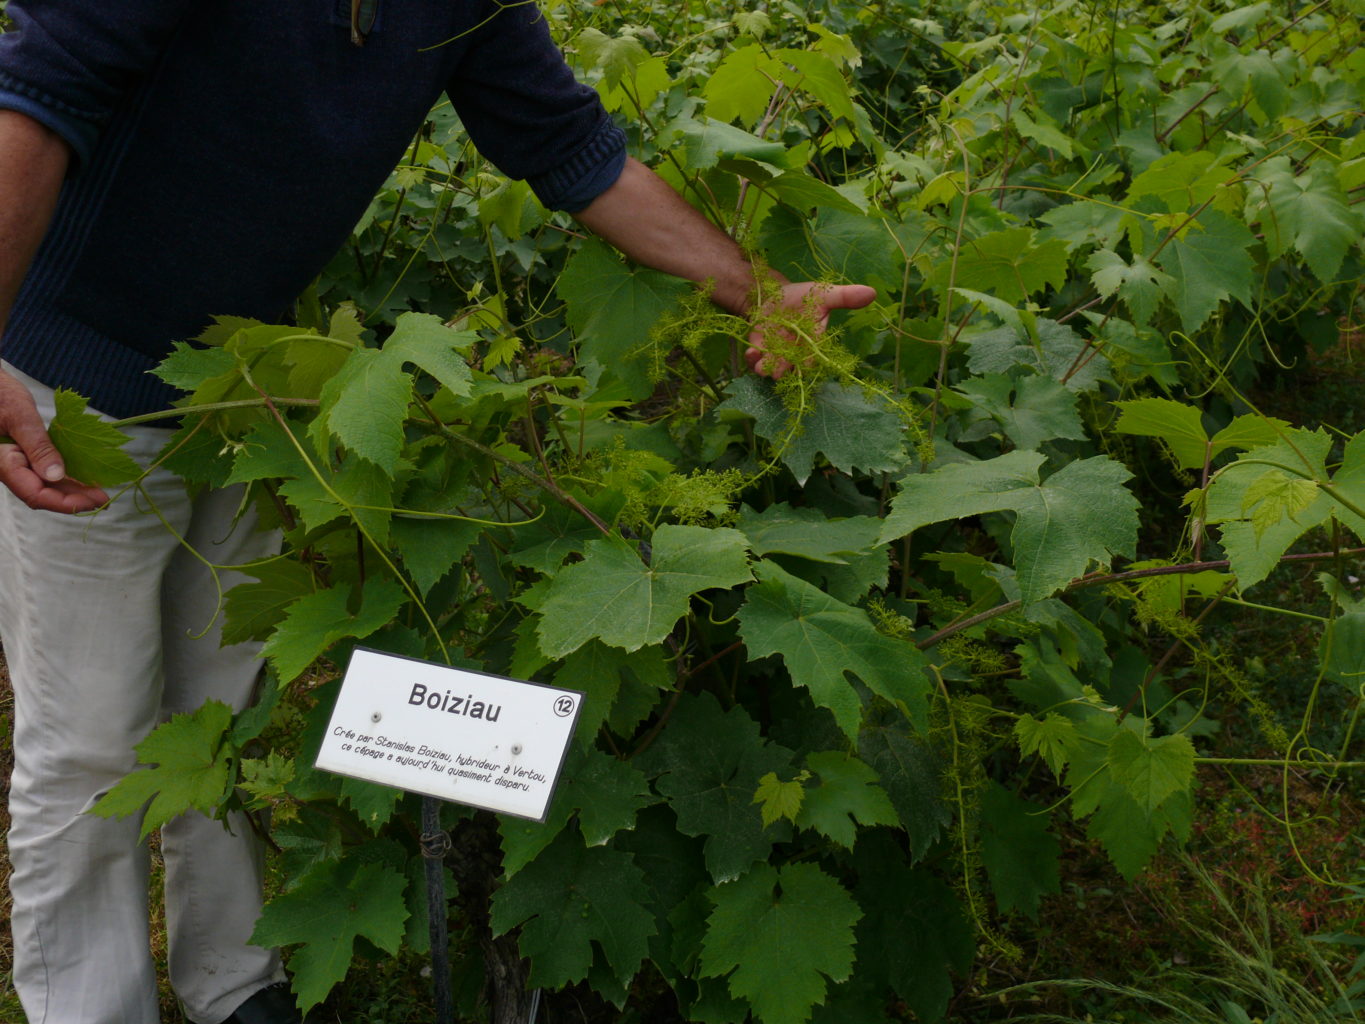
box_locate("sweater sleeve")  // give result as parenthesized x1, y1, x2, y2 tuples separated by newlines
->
(445, 1, 626, 213)
(0, 0, 193, 164)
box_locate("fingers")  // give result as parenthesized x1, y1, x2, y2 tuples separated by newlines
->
(745, 282, 878, 380)
(5, 414, 65, 483)
(814, 283, 878, 312)
(0, 373, 108, 513)
(744, 343, 793, 379)
(0, 443, 108, 513)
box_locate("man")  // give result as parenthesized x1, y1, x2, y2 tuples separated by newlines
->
(0, 3, 875, 1023)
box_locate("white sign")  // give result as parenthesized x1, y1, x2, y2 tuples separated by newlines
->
(315, 647, 583, 821)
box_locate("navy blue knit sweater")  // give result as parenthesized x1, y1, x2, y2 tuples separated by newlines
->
(0, 0, 626, 418)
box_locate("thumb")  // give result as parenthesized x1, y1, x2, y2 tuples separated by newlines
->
(6, 417, 65, 482)
(816, 284, 878, 312)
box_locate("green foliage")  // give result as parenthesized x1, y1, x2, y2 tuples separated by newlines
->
(250, 856, 409, 1014)
(77, 0, 1365, 1018)
(91, 700, 234, 840)
(700, 862, 861, 1024)
(46, 388, 142, 487)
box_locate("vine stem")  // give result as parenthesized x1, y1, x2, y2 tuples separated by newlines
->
(103, 396, 320, 431)
(915, 547, 1365, 651)
(412, 399, 611, 537)
(1197, 757, 1365, 769)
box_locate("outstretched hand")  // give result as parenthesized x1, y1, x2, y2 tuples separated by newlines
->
(744, 281, 878, 378)
(0, 369, 108, 513)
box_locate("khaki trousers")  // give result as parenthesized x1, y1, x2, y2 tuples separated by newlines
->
(0, 365, 283, 1024)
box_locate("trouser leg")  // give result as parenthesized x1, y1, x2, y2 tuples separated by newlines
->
(159, 483, 284, 1024)
(0, 367, 281, 1024)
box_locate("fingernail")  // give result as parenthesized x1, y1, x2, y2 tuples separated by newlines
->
(44, 464, 64, 482)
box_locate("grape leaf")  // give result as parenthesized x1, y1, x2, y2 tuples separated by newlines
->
(760, 205, 904, 292)
(489, 828, 655, 988)
(778, 49, 856, 123)
(701, 862, 860, 1024)
(46, 389, 142, 487)
(1159, 210, 1255, 333)
(1106, 729, 1196, 816)
(338, 778, 402, 833)
(1204, 429, 1365, 588)
(498, 746, 653, 876)
(956, 373, 1088, 450)
(1014, 712, 1081, 780)
(1320, 610, 1365, 692)
(1064, 718, 1193, 878)
(553, 639, 671, 743)
(1087, 785, 1193, 880)
(154, 341, 238, 392)
(1126, 150, 1228, 211)
(262, 578, 408, 683)
(795, 751, 899, 848)
(90, 700, 234, 840)
(935, 227, 1069, 303)
(536, 525, 752, 658)
(575, 27, 652, 92)
(315, 314, 474, 469)
(857, 702, 950, 861)
(1113, 397, 1210, 469)
(963, 318, 1112, 394)
(736, 502, 882, 564)
(881, 450, 1139, 603)
(851, 832, 973, 1023)
(718, 376, 907, 484)
(389, 515, 481, 597)
(738, 560, 932, 737)
(979, 782, 1060, 919)
(636, 693, 794, 882)
(250, 857, 409, 1014)
(222, 559, 317, 646)
(1257, 157, 1362, 282)
(1087, 249, 1172, 325)
(558, 238, 691, 399)
(754, 771, 807, 827)
(703, 43, 782, 125)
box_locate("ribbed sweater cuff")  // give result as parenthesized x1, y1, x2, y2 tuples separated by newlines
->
(0, 71, 100, 165)
(526, 117, 627, 213)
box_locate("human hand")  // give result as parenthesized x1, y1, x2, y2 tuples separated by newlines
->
(0, 369, 109, 513)
(744, 281, 878, 378)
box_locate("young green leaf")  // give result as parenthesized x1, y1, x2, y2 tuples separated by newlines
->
(1106, 729, 1196, 816)
(262, 578, 408, 684)
(753, 770, 809, 827)
(795, 751, 899, 848)
(46, 389, 142, 487)
(1014, 712, 1081, 779)
(90, 700, 235, 839)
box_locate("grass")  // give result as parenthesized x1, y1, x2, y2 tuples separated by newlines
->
(989, 861, 1365, 1023)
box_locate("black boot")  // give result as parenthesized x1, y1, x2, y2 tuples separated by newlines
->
(221, 982, 304, 1024)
